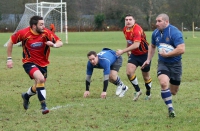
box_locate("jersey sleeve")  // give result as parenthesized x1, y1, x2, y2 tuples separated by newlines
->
(45, 28, 61, 43)
(171, 30, 184, 47)
(132, 26, 142, 42)
(151, 31, 156, 46)
(11, 30, 23, 44)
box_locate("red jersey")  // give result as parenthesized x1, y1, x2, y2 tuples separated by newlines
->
(11, 27, 61, 67)
(123, 24, 149, 55)
(50, 24, 55, 33)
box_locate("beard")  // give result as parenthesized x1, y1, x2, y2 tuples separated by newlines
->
(36, 27, 44, 34)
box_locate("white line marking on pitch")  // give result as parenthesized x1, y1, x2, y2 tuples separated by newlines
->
(50, 104, 84, 110)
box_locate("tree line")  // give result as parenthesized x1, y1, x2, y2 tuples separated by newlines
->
(0, 0, 200, 32)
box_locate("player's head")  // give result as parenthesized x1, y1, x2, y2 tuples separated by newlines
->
(29, 16, 45, 34)
(125, 14, 135, 28)
(87, 51, 99, 66)
(156, 13, 169, 30)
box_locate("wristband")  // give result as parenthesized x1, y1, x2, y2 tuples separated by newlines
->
(53, 44, 57, 47)
(7, 57, 12, 62)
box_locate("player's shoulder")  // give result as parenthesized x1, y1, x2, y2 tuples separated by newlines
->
(168, 24, 181, 33)
(152, 29, 159, 36)
(43, 28, 52, 33)
(134, 23, 142, 28)
(168, 25, 183, 37)
(14, 27, 30, 36)
(18, 27, 30, 33)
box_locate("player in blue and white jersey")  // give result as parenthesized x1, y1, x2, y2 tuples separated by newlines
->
(142, 13, 185, 117)
(84, 48, 128, 98)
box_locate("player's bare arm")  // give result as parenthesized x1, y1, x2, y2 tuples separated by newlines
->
(84, 75, 91, 98)
(159, 43, 185, 58)
(141, 44, 156, 69)
(45, 40, 63, 48)
(6, 40, 14, 69)
(116, 42, 140, 56)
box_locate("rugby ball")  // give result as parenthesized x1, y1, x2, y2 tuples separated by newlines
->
(158, 44, 174, 53)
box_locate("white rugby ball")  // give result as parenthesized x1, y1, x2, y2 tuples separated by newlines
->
(158, 44, 174, 53)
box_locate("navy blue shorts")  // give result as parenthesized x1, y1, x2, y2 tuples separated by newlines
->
(128, 53, 151, 72)
(157, 60, 182, 84)
(23, 63, 47, 79)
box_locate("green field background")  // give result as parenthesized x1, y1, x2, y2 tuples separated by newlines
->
(0, 31, 200, 131)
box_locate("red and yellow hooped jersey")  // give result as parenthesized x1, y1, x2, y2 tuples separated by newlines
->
(123, 24, 149, 55)
(11, 27, 61, 67)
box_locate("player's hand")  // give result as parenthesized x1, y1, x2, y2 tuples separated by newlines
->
(83, 91, 90, 98)
(101, 92, 107, 99)
(141, 60, 150, 69)
(116, 49, 123, 56)
(7, 60, 13, 68)
(45, 41, 54, 47)
(159, 49, 168, 57)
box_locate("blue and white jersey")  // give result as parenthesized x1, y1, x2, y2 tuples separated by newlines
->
(152, 24, 184, 63)
(87, 48, 118, 75)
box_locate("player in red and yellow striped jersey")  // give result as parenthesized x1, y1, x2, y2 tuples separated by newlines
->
(6, 16, 63, 114)
(116, 14, 152, 101)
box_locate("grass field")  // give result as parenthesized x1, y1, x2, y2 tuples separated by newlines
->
(0, 31, 200, 131)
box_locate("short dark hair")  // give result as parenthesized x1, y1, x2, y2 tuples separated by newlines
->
(87, 51, 97, 57)
(125, 14, 134, 19)
(29, 16, 43, 27)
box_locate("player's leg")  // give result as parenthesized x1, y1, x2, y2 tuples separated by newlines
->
(168, 80, 180, 117)
(127, 54, 141, 101)
(109, 56, 128, 96)
(109, 70, 123, 86)
(157, 61, 175, 117)
(158, 74, 175, 117)
(21, 84, 36, 110)
(21, 63, 37, 110)
(170, 84, 179, 95)
(127, 63, 142, 101)
(169, 61, 182, 95)
(109, 70, 128, 97)
(22, 63, 49, 114)
(142, 71, 152, 100)
(140, 53, 152, 100)
(33, 70, 49, 114)
(168, 61, 182, 117)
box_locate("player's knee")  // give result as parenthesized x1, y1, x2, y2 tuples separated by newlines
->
(160, 81, 168, 87)
(109, 75, 115, 81)
(36, 76, 45, 83)
(108, 79, 113, 83)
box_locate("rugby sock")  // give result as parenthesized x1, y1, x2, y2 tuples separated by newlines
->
(36, 87, 47, 108)
(23, 93, 30, 100)
(23, 86, 36, 100)
(161, 88, 173, 111)
(129, 75, 140, 92)
(36, 87, 46, 101)
(145, 78, 152, 96)
(36, 83, 47, 108)
(113, 76, 123, 86)
(27, 86, 36, 97)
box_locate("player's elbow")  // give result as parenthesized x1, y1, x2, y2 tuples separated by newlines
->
(60, 42, 63, 47)
(180, 47, 185, 54)
(177, 44, 185, 55)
